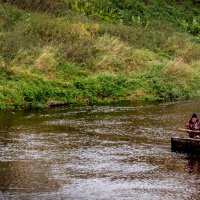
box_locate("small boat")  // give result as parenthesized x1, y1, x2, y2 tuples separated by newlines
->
(171, 137, 200, 155)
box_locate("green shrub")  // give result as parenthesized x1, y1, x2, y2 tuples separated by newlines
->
(0, 4, 28, 31)
(180, 18, 200, 36)
(56, 61, 90, 81)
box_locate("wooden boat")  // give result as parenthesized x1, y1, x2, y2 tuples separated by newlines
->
(171, 137, 200, 154)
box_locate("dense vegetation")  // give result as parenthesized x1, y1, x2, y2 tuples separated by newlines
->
(0, 0, 200, 109)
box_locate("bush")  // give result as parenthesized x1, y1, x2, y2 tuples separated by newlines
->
(1, 0, 70, 15)
(180, 18, 200, 36)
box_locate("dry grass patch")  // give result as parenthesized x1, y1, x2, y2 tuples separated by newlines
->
(0, 57, 5, 68)
(34, 48, 57, 69)
(92, 34, 161, 73)
(164, 34, 200, 63)
(163, 59, 193, 80)
(33, 47, 58, 78)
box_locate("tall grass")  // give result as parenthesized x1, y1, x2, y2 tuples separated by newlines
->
(0, 2, 200, 109)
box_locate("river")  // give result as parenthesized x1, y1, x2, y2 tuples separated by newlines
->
(0, 100, 200, 200)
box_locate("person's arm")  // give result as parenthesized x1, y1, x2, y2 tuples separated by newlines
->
(186, 122, 190, 129)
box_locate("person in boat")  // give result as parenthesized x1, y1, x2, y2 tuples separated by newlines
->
(186, 113, 200, 138)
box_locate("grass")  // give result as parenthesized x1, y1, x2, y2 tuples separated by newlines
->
(0, 1, 199, 110)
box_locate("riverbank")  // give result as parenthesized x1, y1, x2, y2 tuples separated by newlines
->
(0, 1, 200, 109)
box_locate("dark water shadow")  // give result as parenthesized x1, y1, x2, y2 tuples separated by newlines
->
(186, 155, 200, 174)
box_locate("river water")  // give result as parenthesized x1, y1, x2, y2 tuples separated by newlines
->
(0, 100, 200, 200)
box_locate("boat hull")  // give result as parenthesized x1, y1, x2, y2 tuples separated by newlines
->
(171, 137, 200, 155)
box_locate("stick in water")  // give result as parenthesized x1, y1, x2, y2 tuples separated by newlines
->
(178, 128, 200, 133)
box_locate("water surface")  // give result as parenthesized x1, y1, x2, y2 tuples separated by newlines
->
(0, 101, 200, 200)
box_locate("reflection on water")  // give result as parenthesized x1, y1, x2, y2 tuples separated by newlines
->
(187, 156, 200, 174)
(0, 100, 200, 199)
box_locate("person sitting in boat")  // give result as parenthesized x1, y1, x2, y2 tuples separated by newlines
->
(186, 113, 200, 138)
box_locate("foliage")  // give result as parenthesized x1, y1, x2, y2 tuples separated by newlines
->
(0, 1, 200, 110)
(0, 0, 70, 15)
(180, 18, 200, 37)
(67, 0, 200, 37)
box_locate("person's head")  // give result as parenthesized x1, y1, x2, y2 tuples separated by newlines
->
(191, 113, 198, 122)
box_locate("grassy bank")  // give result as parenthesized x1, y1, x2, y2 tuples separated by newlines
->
(0, 1, 200, 109)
